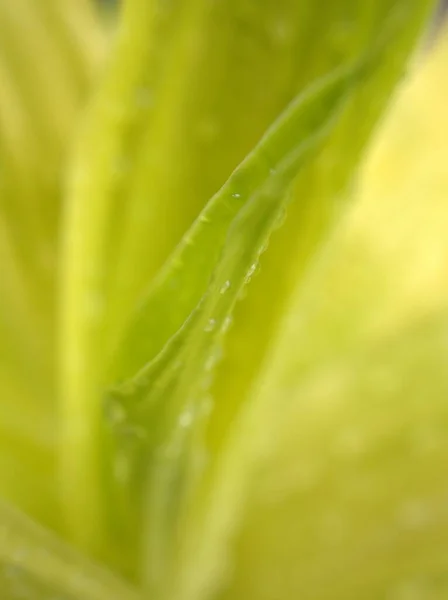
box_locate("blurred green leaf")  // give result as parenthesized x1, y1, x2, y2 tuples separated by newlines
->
(59, 0, 434, 595)
(202, 29, 448, 600)
(0, 500, 140, 600)
(108, 59, 364, 593)
(0, 0, 105, 529)
(215, 312, 448, 600)
(0, 0, 442, 599)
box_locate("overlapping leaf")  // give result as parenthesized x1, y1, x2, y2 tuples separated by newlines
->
(196, 30, 448, 600)
(0, 500, 140, 600)
(82, 1, 435, 596)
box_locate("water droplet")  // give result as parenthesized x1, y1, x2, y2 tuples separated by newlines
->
(259, 239, 269, 255)
(222, 315, 233, 333)
(245, 262, 258, 283)
(220, 280, 231, 294)
(179, 410, 194, 429)
(274, 206, 287, 230)
(232, 192, 242, 199)
(205, 354, 217, 372)
(105, 396, 127, 427)
(160, 438, 182, 461)
(248, 263, 257, 276)
(205, 318, 216, 332)
(204, 346, 223, 373)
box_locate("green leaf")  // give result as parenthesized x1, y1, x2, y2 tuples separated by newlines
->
(62, 4, 372, 552)
(59, 0, 435, 590)
(106, 2, 434, 597)
(0, 0, 443, 598)
(110, 60, 361, 383)
(209, 0, 435, 463)
(106, 60, 362, 591)
(0, 0, 104, 281)
(188, 31, 448, 600)
(0, 500, 140, 600)
(213, 312, 448, 600)
(0, 0, 105, 529)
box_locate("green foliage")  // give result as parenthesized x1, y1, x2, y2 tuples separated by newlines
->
(0, 500, 139, 600)
(0, 0, 442, 599)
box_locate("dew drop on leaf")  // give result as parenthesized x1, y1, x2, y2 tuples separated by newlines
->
(222, 315, 233, 333)
(104, 395, 127, 427)
(245, 262, 258, 283)
(205, 356, 215, 372)
(274, 206, 287, 230)
(204, 318, 216, 332)
(179, 410, 194, 429)
(220, 280, 231, 294)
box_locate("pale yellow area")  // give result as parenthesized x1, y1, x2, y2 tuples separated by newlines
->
(280, 31, 448, 367)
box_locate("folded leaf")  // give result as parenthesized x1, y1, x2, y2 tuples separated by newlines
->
(111, 61, 362, 382)
(107, 59, 364, 591)
(200, 29, 448, 600)
(59, 0, 436, 590)
(210, 0, 435, 462)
